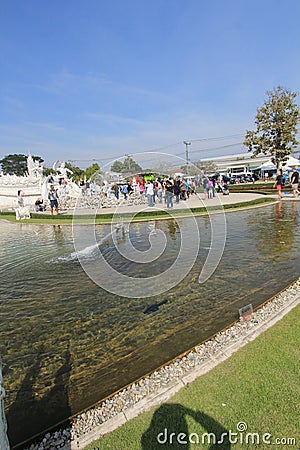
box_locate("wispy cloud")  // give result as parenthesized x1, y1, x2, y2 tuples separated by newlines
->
(84, 112, 147, 127)
(24, 121, 65, 132)
(32, 69, 171, 103)
(1, 95, 24, 110)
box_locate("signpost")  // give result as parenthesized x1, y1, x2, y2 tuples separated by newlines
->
(239, 304, 253, 322)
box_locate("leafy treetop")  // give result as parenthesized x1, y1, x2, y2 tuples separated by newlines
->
(0, 153, 44, 176)
(244, 86, 299, 168)
(110, 156, 142, 174)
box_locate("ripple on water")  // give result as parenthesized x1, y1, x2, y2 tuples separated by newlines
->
(1, 203, 300, 446)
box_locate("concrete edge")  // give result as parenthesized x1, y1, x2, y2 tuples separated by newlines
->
(0, 196, 277, 226)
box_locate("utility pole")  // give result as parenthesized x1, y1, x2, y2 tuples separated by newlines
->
(183, 141, 191, 175)
(125, 154, 132, 172)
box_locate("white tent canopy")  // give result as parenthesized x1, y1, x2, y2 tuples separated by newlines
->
(258, 161, 276, 170)
(257, 155, 300, 170)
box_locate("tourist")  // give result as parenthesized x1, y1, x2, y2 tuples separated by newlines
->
(48, 185, 59, 215)
(145, 181, 154, 206)
(202, 177, 209, 200)
(17, 190, 24, 207)
(290, 167, 299, 198)
(121, 184, 128, 200)
(207, 178, 214, 199)
(180, 179, 187, 200)
(165, 180, 174, 208)
(127, 182, 134, 196)
(173, 178, 181, 204)
(273, 169, 283, 200)
(138, 181, 145, 196)
(35, 197, 45, 212)
(112, 183, 119, 200)
(222, 182, 230, 195)
(156, 181, 163, 203)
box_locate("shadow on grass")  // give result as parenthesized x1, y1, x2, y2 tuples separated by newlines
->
(141, 403, 230, 449)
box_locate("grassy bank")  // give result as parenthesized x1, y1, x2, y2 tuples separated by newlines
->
(0, 197, 275, 225)
(229, 182, 292, 195)
(85, 304, 299, 449)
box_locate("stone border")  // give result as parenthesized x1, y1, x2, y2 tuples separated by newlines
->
(22, 278, 300, 450)
(1, 196, 276, 227)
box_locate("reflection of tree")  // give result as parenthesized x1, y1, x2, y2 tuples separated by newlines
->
(6, 344, 72, 448)
(247, 202, 299, 256)
(141, 403, 230, 449)
(167, 220, 179, 239)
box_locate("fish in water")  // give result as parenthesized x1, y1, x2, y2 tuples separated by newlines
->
(143, 299, 168, 314)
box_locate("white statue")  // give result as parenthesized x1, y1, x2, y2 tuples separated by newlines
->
(27, 155, 43, 178)
(53, 161, 73, 180)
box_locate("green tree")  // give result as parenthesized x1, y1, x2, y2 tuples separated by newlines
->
(110, 160, 124, 173)
(43, 167, 57, 177)
(110, 156, 142, 174)
(244, 86, 299, 168)
(64, 162, 85, 182)
(85, 163, 101, 180)
(122, 156, 142, 174)
(0, 153, 44, 175)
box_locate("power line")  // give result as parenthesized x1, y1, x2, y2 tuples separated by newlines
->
(175, 142, 245, 157)
(67, 134, 246, 165)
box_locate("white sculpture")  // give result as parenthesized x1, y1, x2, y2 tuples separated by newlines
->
(53, 161, 73, 180)
(27, 155, 43, 179)
(15, 206, 31, 220)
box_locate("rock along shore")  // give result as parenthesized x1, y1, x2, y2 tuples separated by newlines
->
(22, 278, 300, 450)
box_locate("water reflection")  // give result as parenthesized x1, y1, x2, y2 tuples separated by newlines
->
(247, 201, 299, 258)
(0, 202, 300, 445)
(7, 344, 72, 447)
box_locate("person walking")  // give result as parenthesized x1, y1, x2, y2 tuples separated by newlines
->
(112, 183, 119, 200)
(290, 167, 299, 198)
(48, 185, 59, 215)
(121, 184, 128, 200)
(165, 180, 174, 208)
(146, 181, 155, 207)
(202, 177, 209, 200)
(207, 178, 214, 199)
(273, 170, 284, 200)
(173, 178, 181, 204)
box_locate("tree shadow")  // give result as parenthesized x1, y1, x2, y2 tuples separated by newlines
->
(6, 343, 72, 448)
(141, 403, 231, 449)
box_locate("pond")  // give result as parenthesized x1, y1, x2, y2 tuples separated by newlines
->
(1, 201, 300, 446)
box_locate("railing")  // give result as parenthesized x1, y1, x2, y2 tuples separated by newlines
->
(0, 359, 10, 450)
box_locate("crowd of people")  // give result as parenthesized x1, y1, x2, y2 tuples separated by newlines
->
(14, 167, 300, 218)
(274, 167, 299, 200)
(103, 176, 198, 208)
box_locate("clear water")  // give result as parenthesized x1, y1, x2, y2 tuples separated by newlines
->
(1, 202, 299, 446)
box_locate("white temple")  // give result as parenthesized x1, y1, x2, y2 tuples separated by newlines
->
(0, 156, 81, 210)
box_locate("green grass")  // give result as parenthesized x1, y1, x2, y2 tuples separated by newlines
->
(229, 182, 292, 195)
(84, 304, 299, 449)
(0, 197, 275, 225)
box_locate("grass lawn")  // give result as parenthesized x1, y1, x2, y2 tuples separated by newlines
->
(84, 304, 299, 449)
(0, 197, 275, 225)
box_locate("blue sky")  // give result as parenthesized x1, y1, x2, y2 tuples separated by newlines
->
(1, 0, 300, 169)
